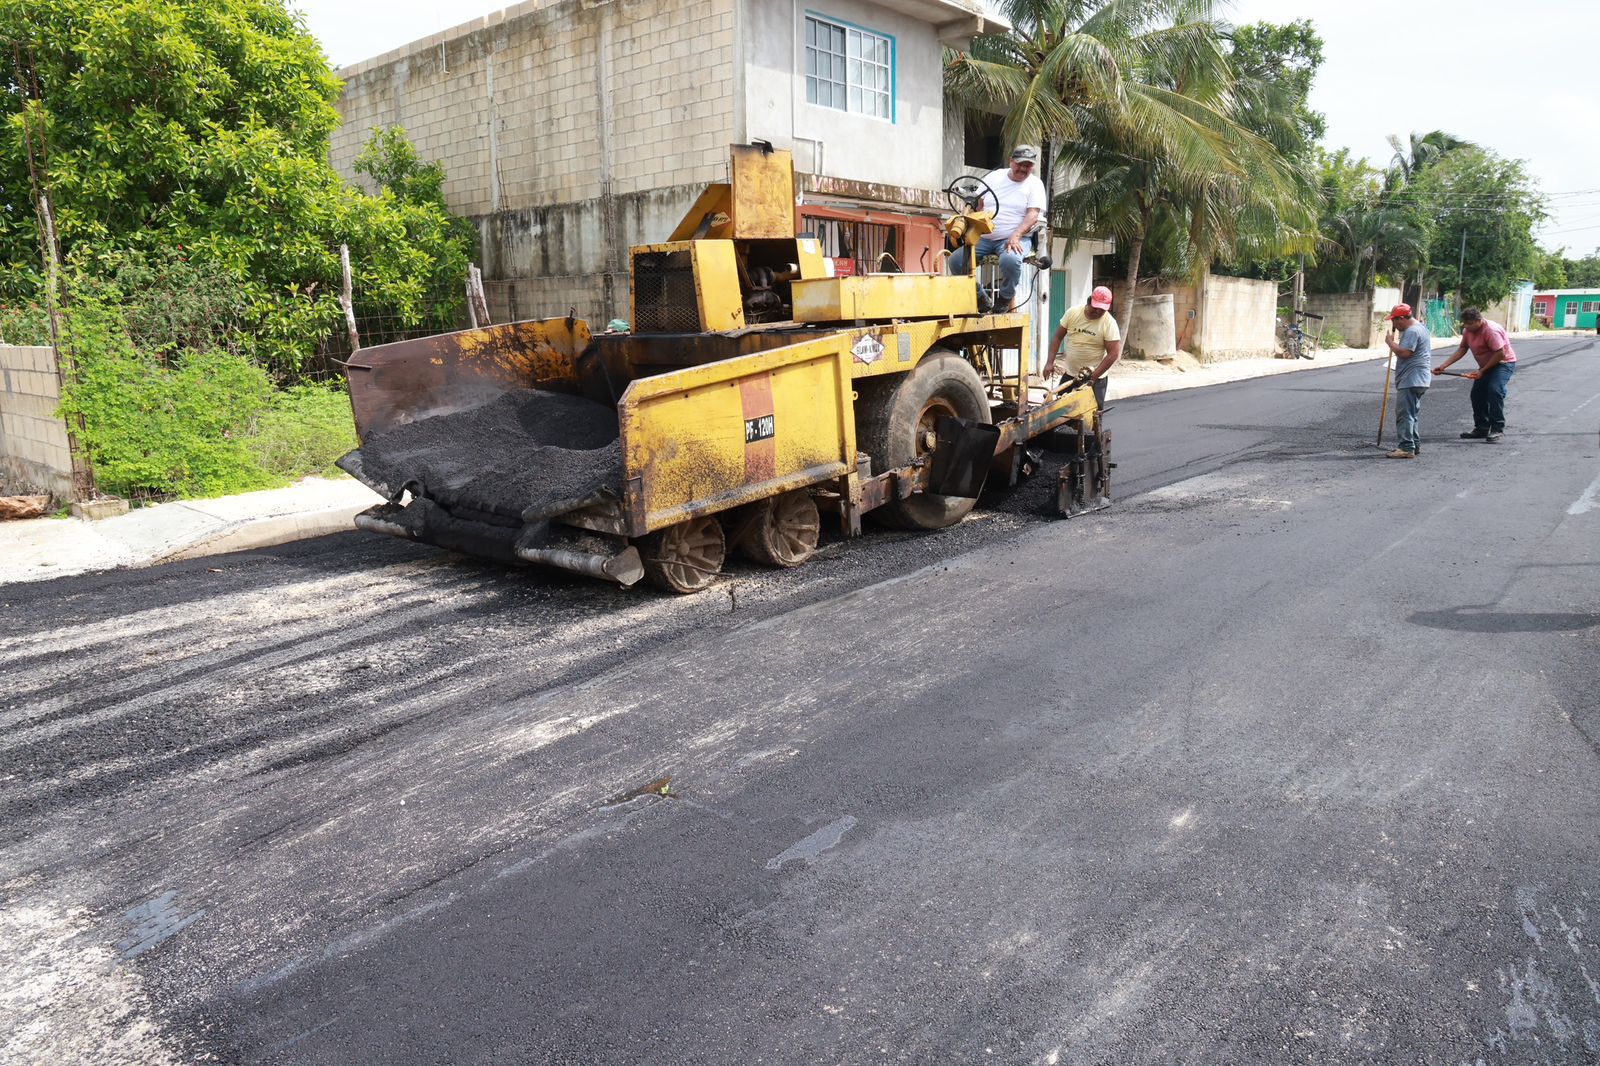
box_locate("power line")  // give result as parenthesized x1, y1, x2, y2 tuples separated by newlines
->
(1538, 222, 1600, 237)
(1537, 211, 1600, 229)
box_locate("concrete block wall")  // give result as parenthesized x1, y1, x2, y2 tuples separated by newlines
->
(1196, 275, 1277, 361)
(331, 0, 735, 325)
(1302, 287, 1399, 349)
(0, 345, 75, 500)
(1108, 275, 1276, 362)
(331, 0, 735, 211)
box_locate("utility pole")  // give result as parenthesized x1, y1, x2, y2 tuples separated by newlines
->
(1455, 230, 1467, 315)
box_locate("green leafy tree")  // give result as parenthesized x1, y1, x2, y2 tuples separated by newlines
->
(1227, 20, 1325, 161)
(1301, 148, 1431, 295)
(1540, 247, 1600, 288)
(1218, 19, 1325, 283)
(1, 0, 472, 373)
(1329, 202, 1426, 293)
(1532, 247, 1568, 290)
(1569, 250, 1600, 287)
(1409, 147, 1545, 307)
(350, 125, 477, 343)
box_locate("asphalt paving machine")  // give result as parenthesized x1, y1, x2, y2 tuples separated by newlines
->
(338, 144, 1111, 593)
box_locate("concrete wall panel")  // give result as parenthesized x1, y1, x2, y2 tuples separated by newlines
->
(0, 346, 75, 500)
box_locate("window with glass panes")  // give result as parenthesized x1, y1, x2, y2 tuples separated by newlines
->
(805, 15, 892, 120)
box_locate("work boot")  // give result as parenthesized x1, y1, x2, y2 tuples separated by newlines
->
(1386, 449, 1417, 459)
(1485, 431, 1502, 443)
(1460, 428, 1488, 439)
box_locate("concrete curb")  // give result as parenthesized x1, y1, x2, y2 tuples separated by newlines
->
(158, 504, 369, 563)
(0, 478, 379, 586)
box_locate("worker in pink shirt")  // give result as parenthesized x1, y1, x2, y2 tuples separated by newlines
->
(1434, 307, 1517, 442)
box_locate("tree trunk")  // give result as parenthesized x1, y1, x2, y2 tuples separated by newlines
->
(1118, 235, 1142, 338)
(339, 244, 360, 353)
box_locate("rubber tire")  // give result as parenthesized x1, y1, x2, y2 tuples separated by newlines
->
(640, 516, 726, 594)
(738, 491, 821, 568)
(855, 348, 990, 530)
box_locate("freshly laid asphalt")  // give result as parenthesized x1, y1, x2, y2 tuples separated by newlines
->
(2, 335, 1597, 1065)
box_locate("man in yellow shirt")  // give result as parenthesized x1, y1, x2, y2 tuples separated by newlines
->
(1043, 286, 1123, 408)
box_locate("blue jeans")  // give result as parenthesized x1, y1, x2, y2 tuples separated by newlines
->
(1395, 386, 1426, 453)
(946, 234, 1031, 305)
(1395, 384, 1433, 451)
(1469, 362, 1515, 431)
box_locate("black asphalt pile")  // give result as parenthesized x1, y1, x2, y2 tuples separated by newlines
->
(356, 389, 623, 521)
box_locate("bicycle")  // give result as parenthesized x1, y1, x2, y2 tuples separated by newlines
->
(1279, 310, 1322, 360)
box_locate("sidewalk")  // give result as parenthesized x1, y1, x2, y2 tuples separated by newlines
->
(2, 329, 1588, 585)
(0, 477, 381, 585)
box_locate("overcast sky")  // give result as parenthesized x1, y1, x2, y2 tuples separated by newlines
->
(291, 0, 1600, 254)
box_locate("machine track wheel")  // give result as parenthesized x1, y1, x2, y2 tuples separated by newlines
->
(856, 348, 991, 530)
(641, 516, 726, 593)
(738, 491, 821, 568)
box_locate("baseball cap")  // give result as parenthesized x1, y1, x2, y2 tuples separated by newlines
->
(1089, 285, 1113, 310)
(1011, 145, 1039, 163)
(1386, 303, 1412, 320)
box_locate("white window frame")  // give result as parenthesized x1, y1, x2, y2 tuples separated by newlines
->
(804, 13, 893, 122)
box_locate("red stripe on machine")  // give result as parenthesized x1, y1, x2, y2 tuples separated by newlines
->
(741, 376, 776, 481)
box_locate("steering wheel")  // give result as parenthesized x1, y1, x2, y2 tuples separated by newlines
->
(945, 175, 998, 215)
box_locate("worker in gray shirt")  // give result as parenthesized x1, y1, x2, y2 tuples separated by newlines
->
(1383, 303, 1432, 458)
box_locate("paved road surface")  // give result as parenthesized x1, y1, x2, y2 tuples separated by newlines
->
(3, 336, 1598, 1064)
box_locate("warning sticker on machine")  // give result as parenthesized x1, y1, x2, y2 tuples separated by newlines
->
(744, 414, 776, 443)
(852, 335, 884, 365)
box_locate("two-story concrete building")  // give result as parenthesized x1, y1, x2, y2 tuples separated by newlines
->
(329, 0, 1053, 327)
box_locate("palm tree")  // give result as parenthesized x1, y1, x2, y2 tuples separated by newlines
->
(946, 0, 1317, 330)
(945, 0, 1254, 186)
(1387, 130, 1473, 184)
(1329, 203, 1425, 293)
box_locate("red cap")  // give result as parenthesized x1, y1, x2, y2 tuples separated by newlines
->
(1387, 303, 1413, 321)
(1089, 286, 1114, 310)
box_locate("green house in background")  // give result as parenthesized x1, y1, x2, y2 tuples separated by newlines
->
(1532, 288, 1600, 328)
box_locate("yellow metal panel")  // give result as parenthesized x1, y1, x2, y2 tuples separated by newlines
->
(836, 321, 945, 381)
(691, 241, 746, 332)
(791, 274, 979, 323)
(729, 145, 796, 239)
(667, 184, 734, 242)
(794, 237, 829, 280)
(618, 336, 856, 533)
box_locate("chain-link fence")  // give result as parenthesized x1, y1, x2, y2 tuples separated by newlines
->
(310, 271, 470, 379)
(1423, 297, 1456, 339)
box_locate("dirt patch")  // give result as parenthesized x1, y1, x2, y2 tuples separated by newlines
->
(355, 391, 622, 520)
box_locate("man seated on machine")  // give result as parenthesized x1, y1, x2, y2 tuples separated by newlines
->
(945, 145, 1047, 312)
